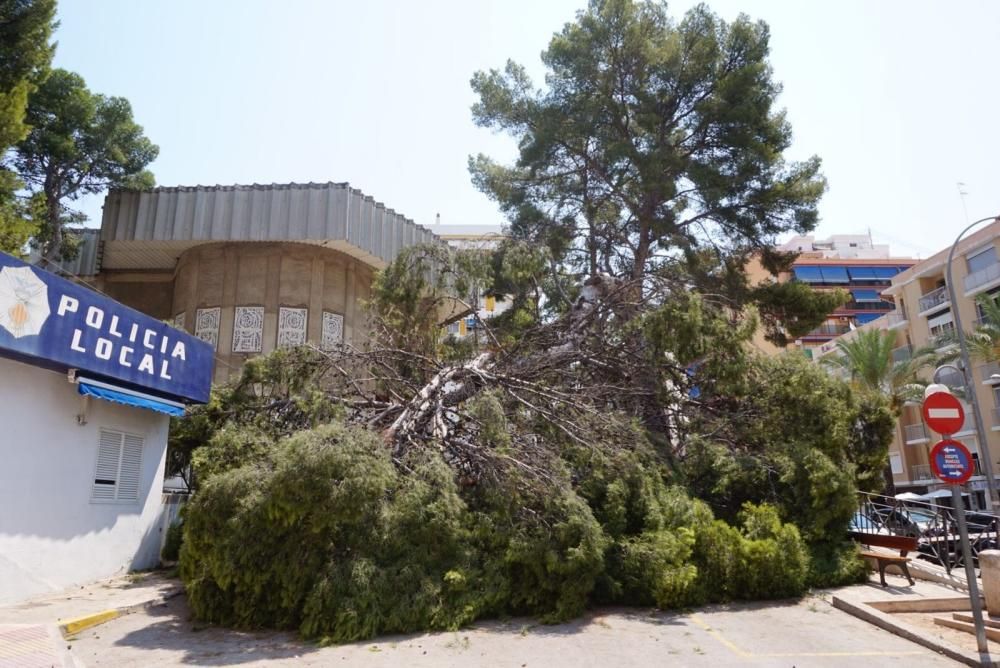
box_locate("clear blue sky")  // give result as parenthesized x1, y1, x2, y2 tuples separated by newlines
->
(54, 0, 1000, 259)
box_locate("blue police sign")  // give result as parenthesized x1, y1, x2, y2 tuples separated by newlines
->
(0, 252, 213, 404)
(929, 439, 975, 485)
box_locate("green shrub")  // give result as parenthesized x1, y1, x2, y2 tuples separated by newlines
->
(806, 541, 867, 588)
(179, 408, 825, 642)
(692, 503, 809, 603)
(161, 522, 183, 562)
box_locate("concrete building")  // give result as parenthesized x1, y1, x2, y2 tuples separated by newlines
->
(817, 220, 1000, 508)
(881, 221, 1000, 507)
(432, 223, 513, 337)
(77, 182, 442, 383)
(0, 252, 213, 603)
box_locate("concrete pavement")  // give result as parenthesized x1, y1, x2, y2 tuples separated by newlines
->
(63, 589, 957, 667)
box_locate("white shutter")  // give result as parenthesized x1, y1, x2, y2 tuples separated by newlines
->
(91, 429, 145, 503)
(92, 430, 123, 500)
(117, 434, 144, 501)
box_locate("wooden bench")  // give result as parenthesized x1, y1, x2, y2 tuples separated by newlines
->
(849, 531, 919, 587)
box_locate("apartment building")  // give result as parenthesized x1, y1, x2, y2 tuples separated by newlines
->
(748, 235, 915, 355)
(818, 220, 1000, 509)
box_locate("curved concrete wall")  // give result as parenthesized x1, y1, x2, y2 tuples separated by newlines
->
(170, 242, 373, 383)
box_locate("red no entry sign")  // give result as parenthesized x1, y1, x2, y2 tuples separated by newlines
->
(929, 439, 975, 485)
(923, 391, 965, 435)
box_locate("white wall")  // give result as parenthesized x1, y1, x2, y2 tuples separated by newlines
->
(0, 357, 169, 604)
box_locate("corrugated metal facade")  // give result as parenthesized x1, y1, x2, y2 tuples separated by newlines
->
(100, 182, 440, 270)
(29, 228, 101, 277)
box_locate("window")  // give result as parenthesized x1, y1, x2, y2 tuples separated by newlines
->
(927, 309, 955, 336)
(967, 245, 997, 275)
(889, 452, 903, 475)
(851, 289, 882, 302)
(819, 266, 849, 283)
(793, 266, 823, 283)
(792, 266, 849, 284)
(233, 306, 264, 353)
(92, 429, 144, 503)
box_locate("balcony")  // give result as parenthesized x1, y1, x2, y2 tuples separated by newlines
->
(980, 361, 1000, 384)
(891, 345, 912, 364)
(886, 310, 908, 329)
(993, 406, 1000, 429)
(911, 464, 933, 481)
(965, 261, 1000, 295)
(918, 285, 950, 315)
(804, 323, 851, 338)
(955, 413, 976, 436)
(904, 423, 930, 444)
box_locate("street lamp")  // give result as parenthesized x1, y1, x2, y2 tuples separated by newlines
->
(945, 215, 1000, 510)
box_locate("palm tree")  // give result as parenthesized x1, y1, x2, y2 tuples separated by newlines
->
(822, 328, 933, 412)
(822, 328, 935, 495)
(938, 294, 1000, 366)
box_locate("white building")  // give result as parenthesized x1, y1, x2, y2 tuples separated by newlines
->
(434, 223, 514, 335)
(0, 252, 213, 604)
(780, 233, 891, 259)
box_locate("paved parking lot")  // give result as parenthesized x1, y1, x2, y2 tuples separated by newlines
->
(64, 590, 957, 667)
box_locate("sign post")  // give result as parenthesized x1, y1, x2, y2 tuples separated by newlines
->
(925, 391, 988, 656)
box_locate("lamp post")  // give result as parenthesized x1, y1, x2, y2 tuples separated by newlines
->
(945, 215, 1000, 510)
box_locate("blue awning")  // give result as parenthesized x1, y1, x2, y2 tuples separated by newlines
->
(78, 379, 186, 417)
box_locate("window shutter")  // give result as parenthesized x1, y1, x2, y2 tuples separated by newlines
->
(91, 429, 145, 502)
(93, 429, 123, 500)
(117, 434, 144, 501)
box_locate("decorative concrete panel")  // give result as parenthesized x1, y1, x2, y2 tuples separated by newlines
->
(194, 307, 220, 350)
(278, 307, 308, 348)
(232, 306, 264, 353)
(321, 312, 344, 350)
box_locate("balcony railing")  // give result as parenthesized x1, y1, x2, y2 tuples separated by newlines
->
(805, 323, 851, 338)
(886, 310, 908, 328)
(911, 464, 933, 481)
(918, 285, 949, 313)
(904, 423, 929, 443)
(980, 361, 1000, 383)
(955, 414, 976, 435)
(993, 406, 1000, 427)
(965, 261, 1000, 293)
(891, 345, 912, 364)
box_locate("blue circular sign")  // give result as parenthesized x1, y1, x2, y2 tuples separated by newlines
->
(929, 439, 974, 485)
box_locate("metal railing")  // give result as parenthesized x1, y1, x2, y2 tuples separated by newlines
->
(911, 464, 933, 481)
(904, 423, 929, 443)
(886, 311, 908, 328)
(965, 261, 1000, 293)
(856, 491, 1000, 575)
(992, 406, 1000, 426)
(918, 285, 950, 313)
(892, 345, 912, 364)
(980, 361, 1000, 383)
(806, 323, 851, 337)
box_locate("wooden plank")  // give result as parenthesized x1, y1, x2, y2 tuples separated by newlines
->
(934, 616, 1000, 642)
(952, 613, 1000, 630)
(849, 531, 919, 553)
